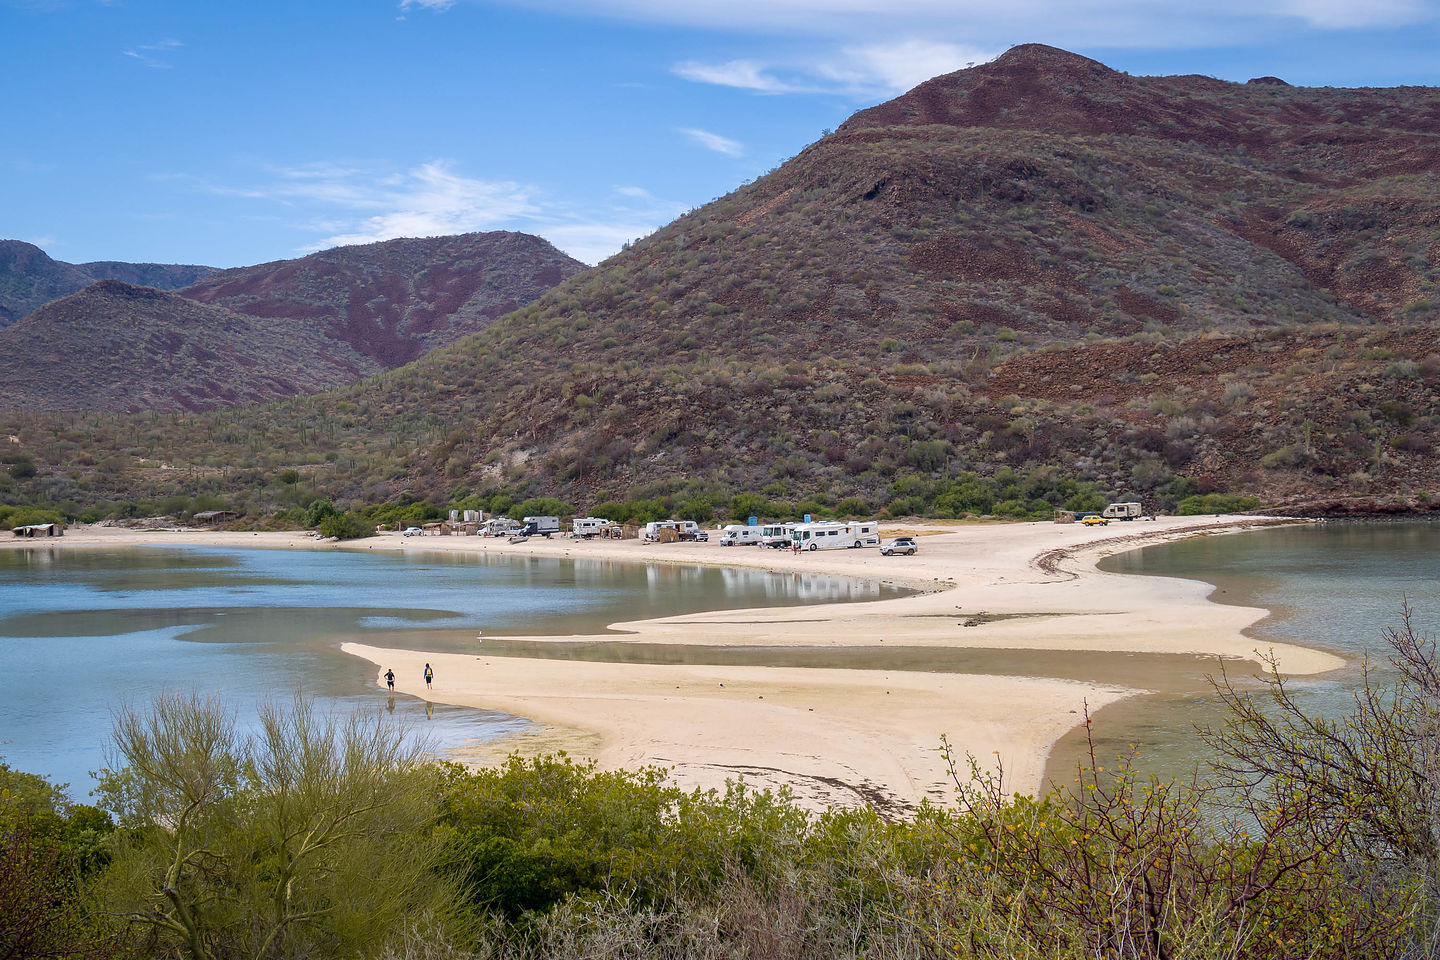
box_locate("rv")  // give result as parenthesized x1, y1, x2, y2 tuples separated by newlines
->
(790, 520, 881, 551)
(572, 516, 612, 538)
(717, 524, 763, 546)
(520, 515, 560, 537)
(760, 523, 795, 549)
(481, 517, 523, 537)
(1102, 502, 1144, 521)
(642, 520, 707, 542)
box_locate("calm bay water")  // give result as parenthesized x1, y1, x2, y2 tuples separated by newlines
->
(1050, 520, 1440, 784)
(0, 544, 898, 795)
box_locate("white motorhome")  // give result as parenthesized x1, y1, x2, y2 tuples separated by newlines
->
(642, 520, 705, 542)
(1103, 502, 1144, 521)
(572, 517, 612, 537)
(790, 520, 881, 551)
(717, 524, 763, 546)
(759, 523, 795, 549)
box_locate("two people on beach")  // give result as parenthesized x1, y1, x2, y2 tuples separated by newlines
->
(384, 664, 433, 691)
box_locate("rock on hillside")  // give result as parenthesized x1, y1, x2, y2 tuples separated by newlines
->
(0, 280, 369, 412)
(180, 231, 587, 367)
(0, 240, 216, 328)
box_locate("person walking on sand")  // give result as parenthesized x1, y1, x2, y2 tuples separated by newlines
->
(424, 663, 433, 689)
(384, 668, 395, 692)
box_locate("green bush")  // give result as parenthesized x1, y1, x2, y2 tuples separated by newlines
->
(318, 511, 374, 539)
(1176, 493, 1260, 515)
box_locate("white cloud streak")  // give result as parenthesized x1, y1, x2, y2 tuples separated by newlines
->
(679, 127, 745, 157)
(672, 59, 804, 93)
(124, 37, 182, 69)
(208, 161, 682, 265)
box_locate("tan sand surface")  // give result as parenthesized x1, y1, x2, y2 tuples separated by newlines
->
(10, 515, 1343, 810)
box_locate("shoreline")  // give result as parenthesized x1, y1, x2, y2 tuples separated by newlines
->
(7, 516, 1343, 812)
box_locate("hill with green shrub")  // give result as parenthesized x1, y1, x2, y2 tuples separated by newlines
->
(3, 44, 1439, 518)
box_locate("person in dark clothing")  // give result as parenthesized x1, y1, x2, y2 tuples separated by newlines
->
(384, 668, 396, 691)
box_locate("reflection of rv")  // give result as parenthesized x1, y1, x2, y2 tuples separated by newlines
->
(520, 516, 560, 537)
(718, 524, 763, 546)
(790, 520, 881, 551)
(760, 523, 795, 549)
(572, 517, 612, 537)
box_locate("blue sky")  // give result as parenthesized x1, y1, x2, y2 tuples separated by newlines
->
(5, 0, 1438, 268)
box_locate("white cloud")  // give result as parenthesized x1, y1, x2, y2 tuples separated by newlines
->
(399, 0, 456, 10)
(124, 38, 182, 69)
(814, 40, 999, 94)
(1277, 0, 1428, 27)
(207, 160, 682, 265)
(679, 127, 745, 157)
(672, 59, 803, 93)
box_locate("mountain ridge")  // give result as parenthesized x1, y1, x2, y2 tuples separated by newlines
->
(3, 46, 1439, 515)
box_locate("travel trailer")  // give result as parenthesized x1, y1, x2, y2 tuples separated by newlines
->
(1102, 502, 1144, 521)
(642, 520, 707, 542)
(717, 524, 763, 546)
(759, 523, 795, 549)
(790, 520, 881, 551)
(572, 517, 612, 537)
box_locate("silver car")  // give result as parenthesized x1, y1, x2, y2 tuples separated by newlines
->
(879, 537, 917, 556)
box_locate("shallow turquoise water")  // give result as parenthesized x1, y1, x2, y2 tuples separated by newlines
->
(0, 544, 898, 796)
(1052, 520, 1440, 784)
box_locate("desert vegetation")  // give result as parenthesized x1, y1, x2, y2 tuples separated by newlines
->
(8, 607, 1440, 959)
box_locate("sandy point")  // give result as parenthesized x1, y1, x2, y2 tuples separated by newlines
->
(320, 514, 1339, 813)
(12, 516, 1341, 811)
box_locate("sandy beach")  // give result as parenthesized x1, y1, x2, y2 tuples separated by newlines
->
(8, 515, 1342, 811)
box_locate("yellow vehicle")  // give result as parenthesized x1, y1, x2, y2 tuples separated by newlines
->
(1080, 514, 1109, 526)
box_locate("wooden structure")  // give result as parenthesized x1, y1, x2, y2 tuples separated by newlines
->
(13, 523, 64, 537)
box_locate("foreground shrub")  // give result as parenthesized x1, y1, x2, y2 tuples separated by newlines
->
(92, 694, 464, 960)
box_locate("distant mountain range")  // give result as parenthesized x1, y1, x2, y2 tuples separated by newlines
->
(0, 232, 584, 410)
(0, 240, 215, 327)
(4, 45, 1440, 514)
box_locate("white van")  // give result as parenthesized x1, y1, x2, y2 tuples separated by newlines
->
(718, 524, 763, 546)
(790, 520, 880, 551)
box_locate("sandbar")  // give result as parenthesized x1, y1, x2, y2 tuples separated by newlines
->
(8, 516, 1341, 811)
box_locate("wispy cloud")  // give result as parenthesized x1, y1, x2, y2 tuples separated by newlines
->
(679, 127, 745, 157)
(1278, 0, 1428, 27)
(204, 161, 683, 265)
(813, 40, 998, 94)
(398, 0, 456, 10)
(124, 38, 182, 69)
(672, 59, 804, 93)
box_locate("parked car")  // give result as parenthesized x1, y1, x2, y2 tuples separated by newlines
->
(879, 537, 918, 556)
(402, 526, 423, 536)
(1080, 515, 1109, 526)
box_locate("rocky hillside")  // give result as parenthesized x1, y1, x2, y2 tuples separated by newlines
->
(0, 281, 370, 411)
(0, 240, 215, 328)
(180, 232, 586, 367)
(4, 46, 1439, 515)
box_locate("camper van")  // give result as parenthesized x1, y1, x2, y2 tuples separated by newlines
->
(572, 517, 612, 538)
(760, 523, 795, 549)
(790, 520, 881, 551)
(520, 516, 560, 537)
(717, 524, 763, 546)
(1102, 502, 1144, 521)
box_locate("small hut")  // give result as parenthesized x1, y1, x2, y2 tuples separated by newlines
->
(13, 522, 64, 537)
